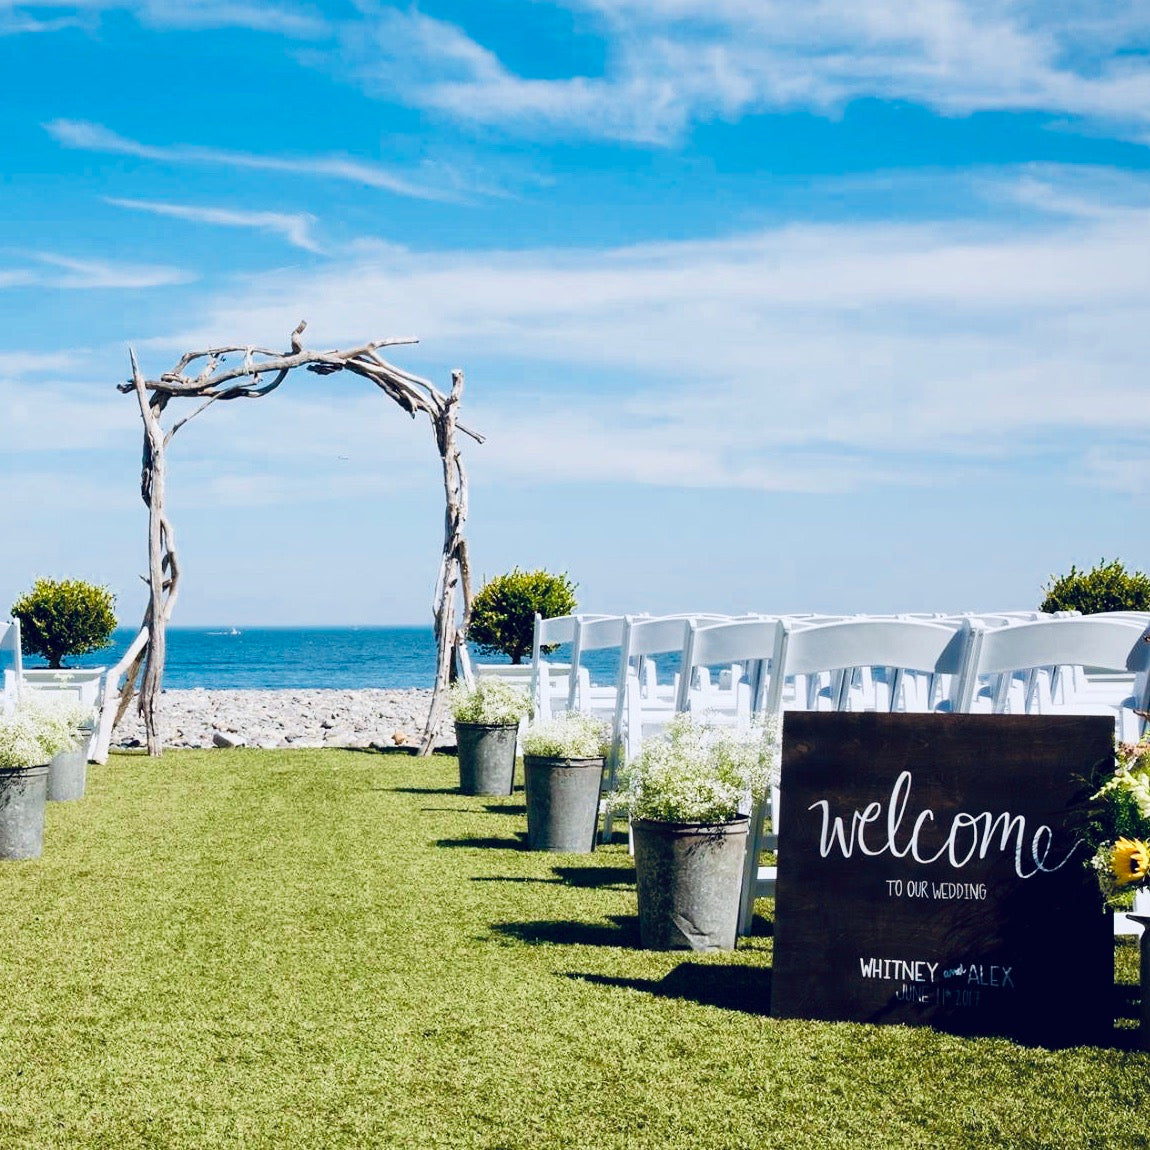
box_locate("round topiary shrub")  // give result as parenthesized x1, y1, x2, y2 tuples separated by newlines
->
(10, 578, 117, 669)
(467, 568, 577, 664)
(1039, 559, 1150, 615)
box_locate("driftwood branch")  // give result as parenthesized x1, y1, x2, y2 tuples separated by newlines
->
(116, 322, 481, 757)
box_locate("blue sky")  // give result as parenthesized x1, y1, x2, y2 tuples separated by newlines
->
(3, 2, 1150, 627)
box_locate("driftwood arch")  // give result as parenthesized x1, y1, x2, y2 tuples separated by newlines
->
(114, 321, 481, 756)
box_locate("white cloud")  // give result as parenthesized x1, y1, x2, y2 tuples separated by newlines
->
(139, 169, 1150, 496)
(16, 3, 1150, 145)
(333, 3, 1150, 143)
(0, 12, 85, 34)
(0, 252, 192, 290)
(0, 374, 138, 454)
(0, 0, 325, 38)
(106, 197, 323, 253)
(46, 120, 459, 203)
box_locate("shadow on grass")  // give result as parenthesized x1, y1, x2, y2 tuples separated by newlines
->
(467, 865, 633, 890)
(483, 802, 527, 816)
(341, 746, 419, 757)
(569, 963, 772, 1015)
(472, 876, 559, 884)
(492, 916, 640, 947)
(437, 834, 528, 850)
(550, 865, 634, 889)
(1115, 982, 1139, 1017)
(747, 911, 774, 937)
(391, 786, 462, 796)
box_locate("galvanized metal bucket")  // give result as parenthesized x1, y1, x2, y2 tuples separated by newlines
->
(632, 816, 750, 951)
(455, 722, 518, 796)
(48, 748, 87, 802)
(523, 755, 604, 853)
(0, 763, 50, 860)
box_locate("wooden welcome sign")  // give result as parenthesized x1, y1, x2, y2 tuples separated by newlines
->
(771, 712, 1115, 1045)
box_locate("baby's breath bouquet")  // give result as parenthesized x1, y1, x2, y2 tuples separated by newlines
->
(522, 713, 609, 760)
(0, 695, 92, 769)
(0, 710, 50, 769)
(450, 677, 532, 726)
(1083, 739, 1150, 907)
(21, 693, 94, 758)
(613, 714, 779, 825)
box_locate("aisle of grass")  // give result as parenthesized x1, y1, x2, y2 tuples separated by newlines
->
(0, 748, 1147, 1148)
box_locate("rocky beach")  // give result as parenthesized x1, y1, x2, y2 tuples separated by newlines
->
(110, 688, 455, 751)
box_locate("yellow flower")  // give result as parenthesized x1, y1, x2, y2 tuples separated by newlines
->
(1111, 838, 1150, 887)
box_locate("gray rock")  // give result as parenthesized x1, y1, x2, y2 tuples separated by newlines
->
(110, 688, 454, 751)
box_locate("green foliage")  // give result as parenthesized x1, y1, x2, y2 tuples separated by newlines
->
(467, 567, 577, 664)
(449, 676, 532, 725)
(1040, 558, 1150, 615)
(522, 713, 609, 759)
(10, 577, 117, 669)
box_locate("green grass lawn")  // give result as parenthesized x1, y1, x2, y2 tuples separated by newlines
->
(1, 749, 1147, 1149)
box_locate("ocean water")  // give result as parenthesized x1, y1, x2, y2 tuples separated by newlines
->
(53, 627, 628, 691)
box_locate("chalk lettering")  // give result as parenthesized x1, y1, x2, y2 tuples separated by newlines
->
(808, 770, 1079, 878)
(858, 958, 939, 983)
(931, 882, 988, 900)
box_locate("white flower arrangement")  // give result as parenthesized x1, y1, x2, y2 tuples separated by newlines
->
(22, 693, 94, 754)
(0, 712, 50, 769)
(0, 695, 93, 769)
(450, 677, 532, 726)
(522, 713, 610, 760)
(613, 714, 779, 825)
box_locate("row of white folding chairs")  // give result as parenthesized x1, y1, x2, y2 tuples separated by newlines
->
(528, 609, 1150, 782)
(528, 611, 764, 727)
(530, 608, 1150, 756)
(525, 609, 1127, 791)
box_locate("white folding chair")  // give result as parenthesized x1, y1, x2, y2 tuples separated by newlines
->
(955, 616, 1150, 741)
(529, 613, 578, 720)
(599, 616, 697, 842)
(567, 615, 628, 717)
(674, 618, 781, 723)
(0, 619, 23, 713)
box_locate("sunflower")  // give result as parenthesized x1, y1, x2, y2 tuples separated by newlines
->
(1111, 838, 1150, 887)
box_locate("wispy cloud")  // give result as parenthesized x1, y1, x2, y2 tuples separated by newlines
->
(0, 0, 326, 38)
(0, 12, 86, 35)
(0, 252, 191, 289)
(106, 197, 323, 253)
(147, 168, 1150, 495)
(0, 373, 139, 455)
(333, 3, 1150, 144)
(45, 119, 458, 202)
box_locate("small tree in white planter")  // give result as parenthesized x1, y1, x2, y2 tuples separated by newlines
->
(614, 716, 777, 951)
